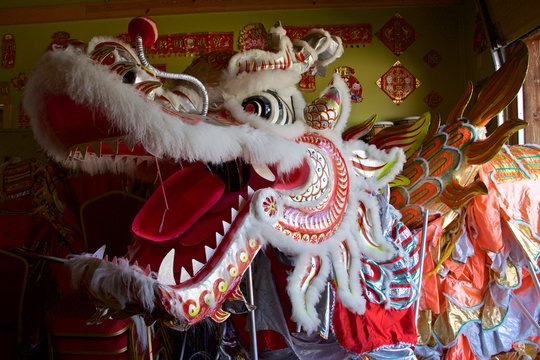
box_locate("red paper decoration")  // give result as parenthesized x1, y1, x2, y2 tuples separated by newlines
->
(10, 72, 27, 93)
(284, 24, 372, 46)
(49, 31, 71, 50)
(298, 72, 316, 92)
(1, 34, 15, 69)
(424, 90, 443, 109)
(117, 32, 233, 57)
(239, 23, 268, 51)
(335, 66, 363, 103)
(376, 61, 420, 105)
(423, 49, 442, 68)
(376, 14, 417, 56)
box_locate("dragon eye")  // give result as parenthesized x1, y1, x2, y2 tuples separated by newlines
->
(242, 90, 294, 125)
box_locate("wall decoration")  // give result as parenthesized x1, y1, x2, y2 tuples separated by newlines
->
(1, 34, 15, 69)
(10, 72, 27, 93)
(117, 32, 234, 57)
(423, 49, 442, 68)
(284, 24, 372, 46)
(376, 14, 417, 56)
(376, 61, 420, 105)
(424, 90, 443, 109)
(0, 82, 9, 96)
(473, 14, 488, 54)
(335, 66, 363, 102)
(239, 23, 268, 51)
(17, 103, 30, 129)
(298, 72, 316, 92)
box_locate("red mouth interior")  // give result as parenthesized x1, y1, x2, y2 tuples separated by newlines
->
(129, 164, 274, 284)
(47, 95, 149, 156)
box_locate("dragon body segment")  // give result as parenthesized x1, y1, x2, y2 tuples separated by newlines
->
(345, 40, 540, 358)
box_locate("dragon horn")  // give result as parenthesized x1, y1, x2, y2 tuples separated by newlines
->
(466, 41, 528, 127)
(466, 118, 528, 164)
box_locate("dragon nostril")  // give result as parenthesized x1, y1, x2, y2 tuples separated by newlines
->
(122, 70, 136, 84)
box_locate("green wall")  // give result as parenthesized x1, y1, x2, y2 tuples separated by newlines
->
(0, 2, 494, 161)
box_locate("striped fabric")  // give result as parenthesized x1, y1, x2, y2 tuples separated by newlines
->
(359, 197, 420, 309)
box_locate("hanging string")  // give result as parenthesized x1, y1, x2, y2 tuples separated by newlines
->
(154, 157, 169, 233)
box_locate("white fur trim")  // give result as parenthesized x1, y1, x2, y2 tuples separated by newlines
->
(23, 46, 308, 174)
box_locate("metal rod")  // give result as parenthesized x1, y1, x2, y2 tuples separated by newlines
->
(135, 36, 209, 116)
(147, 326, 154, 360)
(509, 291, 540, 333)
(414, 209, 429, 321)
(179, 330, 187, 360)
(247, 265, 258, 360)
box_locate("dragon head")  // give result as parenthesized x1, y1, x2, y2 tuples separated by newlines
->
(24, 17, 407, 332)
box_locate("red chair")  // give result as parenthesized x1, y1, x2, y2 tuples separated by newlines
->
(80, 191, 146, 256)
(46, 295, 134, 359)
(0, 249, 29, 358)
(46, 191, 170, 359)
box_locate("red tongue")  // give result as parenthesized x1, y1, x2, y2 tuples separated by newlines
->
(132, 165, 225, 242)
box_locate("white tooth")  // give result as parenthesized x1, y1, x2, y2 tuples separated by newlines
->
(158, 249, 176, 285)
(95, 143, 102, 157)
(93, 245, 106, 259)
(205, 246, 215, 261)
(231, 208, 238, 221)
(238, 195, 247, 209)
(144, 265, 152, 275)
(222, 220, 230, 234)
(180, 267, 192, 283)
(103, 139, 118, 153)
(253, 163, 275, 181)
(248, 186, 255, 196)
(192, 259, 204, 275)
(123, 137, 135, 152)
(215, 233, 224, 247)
(80, 146, 88, 159)
(87, 142, 100, 157)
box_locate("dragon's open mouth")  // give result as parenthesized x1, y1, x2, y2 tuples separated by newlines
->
(42, 85, 314, 326)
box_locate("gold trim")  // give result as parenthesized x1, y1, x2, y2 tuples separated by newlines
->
(53, 324, 129, 338)
(58, 346, 128, 355)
